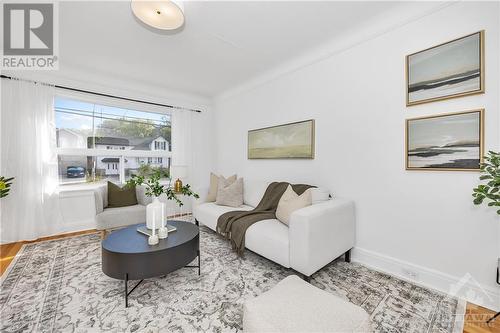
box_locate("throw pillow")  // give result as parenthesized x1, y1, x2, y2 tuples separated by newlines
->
(216, 177, 244, 207)
(107, 181, 138, 208)
(207, 172, 237, 202)
(276, 185, 312, 225)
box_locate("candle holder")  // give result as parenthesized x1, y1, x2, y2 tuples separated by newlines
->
(148, 234, 159, 245)
(158, 225, 168, 239)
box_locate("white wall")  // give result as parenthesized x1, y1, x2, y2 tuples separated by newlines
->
(214, 2, 500, 310)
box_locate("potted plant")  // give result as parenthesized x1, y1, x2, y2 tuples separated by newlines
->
(472, 150, 500, 324)
(126, 169, 199, 231)
(0, 176, 14, 198)
(472, 151, 500, 213)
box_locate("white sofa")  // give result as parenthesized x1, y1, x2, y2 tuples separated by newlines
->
(193, 180, 355, 278)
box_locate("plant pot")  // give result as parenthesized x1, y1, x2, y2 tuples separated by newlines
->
(146, 196, 165, 230)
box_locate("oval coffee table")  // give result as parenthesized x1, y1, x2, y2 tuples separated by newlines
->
(102, 220, 200, 307)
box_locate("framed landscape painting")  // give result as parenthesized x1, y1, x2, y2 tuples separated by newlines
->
(248, 120, 315, 159)
(406, 31, 484, 106)
(406, 109, 484, 171)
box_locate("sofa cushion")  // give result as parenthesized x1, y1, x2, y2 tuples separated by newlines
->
(96, 204, 146, 230)
(107, 182, 138, 208)
(243, 275, 372, 333)
(207, 173, 237, 202)
(244, 180, 270, 207)
(216, 177, 244, 207)
(194, 202, 253, 230)
(246, 219, 290, 268)
(276, 185, 312, 225)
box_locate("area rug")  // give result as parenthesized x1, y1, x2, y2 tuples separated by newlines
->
(0, 219, 465, 333)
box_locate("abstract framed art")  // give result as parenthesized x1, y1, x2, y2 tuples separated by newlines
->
(248, 119, 315, 159)
(406, 31, 484, 106)
(405, 109, 484, 171)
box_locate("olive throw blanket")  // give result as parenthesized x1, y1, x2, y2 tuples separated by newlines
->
(216, 182, 314, 255)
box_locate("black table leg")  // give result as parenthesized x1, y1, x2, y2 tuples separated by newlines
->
(185, 250, 201, 275)
(198, 249, 201, 276)
(124, 273, 128, 308)
(124, 273, 144, 308)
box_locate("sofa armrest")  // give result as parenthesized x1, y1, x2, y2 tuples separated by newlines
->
(93, 189, 105, 215)
(289, 198, 355, 276)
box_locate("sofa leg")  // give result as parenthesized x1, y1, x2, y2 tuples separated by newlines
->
(345, 249, 351, 263)
(195, 218, 199, 226)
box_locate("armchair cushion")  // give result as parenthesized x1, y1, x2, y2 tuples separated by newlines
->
(107, 181, 138, 208)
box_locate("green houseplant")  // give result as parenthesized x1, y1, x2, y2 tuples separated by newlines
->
(472, 151, 500, 214)
(126, 169, 199, 231)
(126, 169, 198, 207)
(0, 176, 14, 198)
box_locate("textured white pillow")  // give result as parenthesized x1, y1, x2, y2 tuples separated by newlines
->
(310, 187, 330, 204)
(216, 177, 244, 207)
(276, 185, 312, 225)
(207, 173, 237, 202)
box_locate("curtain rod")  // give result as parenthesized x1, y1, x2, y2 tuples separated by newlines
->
(0, 74, 202, 113)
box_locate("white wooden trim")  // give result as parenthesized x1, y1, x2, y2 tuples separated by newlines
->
(56, 148, 171, 158)
(352, 247, 500, 311)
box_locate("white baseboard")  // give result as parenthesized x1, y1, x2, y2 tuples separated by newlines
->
(352, 247, 500, 311)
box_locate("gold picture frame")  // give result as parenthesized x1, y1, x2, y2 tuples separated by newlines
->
(405, 109, 484, 171)
(406, 31, 485, 106)
(248, 119, 315, 159)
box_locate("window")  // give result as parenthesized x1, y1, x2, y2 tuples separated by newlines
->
(55, 97, 172, 184)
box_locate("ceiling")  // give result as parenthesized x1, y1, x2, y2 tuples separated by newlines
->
(58, 1, 431, 98)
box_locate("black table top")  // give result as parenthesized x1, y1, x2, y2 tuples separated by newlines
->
(102, 220, 199, 255)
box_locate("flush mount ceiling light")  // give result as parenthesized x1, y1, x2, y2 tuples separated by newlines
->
(131, 0, 184, 30)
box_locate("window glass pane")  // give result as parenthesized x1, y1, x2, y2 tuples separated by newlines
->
(58, 155, 124, 184)
(55, 98, 95, 148)
(124, 156, 171, 182)
(58, 155, 87, 184)
(55, 97, 172, 151)
(55, 97, 172, 185)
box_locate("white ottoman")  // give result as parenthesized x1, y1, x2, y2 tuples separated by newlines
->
(243, 275, 373, 333)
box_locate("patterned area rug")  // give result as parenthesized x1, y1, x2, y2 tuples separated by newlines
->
(1, 219, 465, 332)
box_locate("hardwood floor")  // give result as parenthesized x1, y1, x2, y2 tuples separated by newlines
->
(464, 304, 500, 333)
(0, 232, 499, 333)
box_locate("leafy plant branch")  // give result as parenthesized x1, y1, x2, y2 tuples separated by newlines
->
(0, 176, 14, 198)
(472, 151, 500, 214)
(126, 170, 199, 207)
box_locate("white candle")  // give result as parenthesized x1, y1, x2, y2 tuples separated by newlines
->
(152, 209, 156, 236)
(161, 203, 165, 228)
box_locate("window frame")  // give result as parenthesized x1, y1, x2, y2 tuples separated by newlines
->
(55, 91, 172, 185)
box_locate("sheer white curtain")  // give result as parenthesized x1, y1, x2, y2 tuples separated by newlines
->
(0, 79, 61, 243)
(171, 109, 193, 176)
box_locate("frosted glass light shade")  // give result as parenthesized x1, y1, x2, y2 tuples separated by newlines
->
(131, 0, 184, 30)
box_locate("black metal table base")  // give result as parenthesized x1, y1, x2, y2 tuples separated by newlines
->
(123, 250, 201, 308)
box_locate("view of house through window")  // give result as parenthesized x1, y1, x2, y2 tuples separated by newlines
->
(55, 97, 172, 184)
